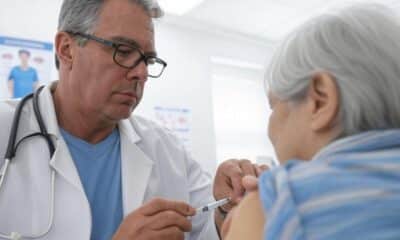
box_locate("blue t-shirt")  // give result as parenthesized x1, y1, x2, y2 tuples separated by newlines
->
(8, 66, 38, 98)
(60, 128, 123, 240)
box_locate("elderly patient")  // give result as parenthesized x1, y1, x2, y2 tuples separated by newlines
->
(221, 3, 400, 240)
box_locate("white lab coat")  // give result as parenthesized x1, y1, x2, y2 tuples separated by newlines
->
(0, 85, 219, 240)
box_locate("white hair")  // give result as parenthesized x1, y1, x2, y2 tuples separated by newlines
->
(266, 3, 400, 137)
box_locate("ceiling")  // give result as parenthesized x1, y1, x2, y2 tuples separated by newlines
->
(162, 0, 400, 42)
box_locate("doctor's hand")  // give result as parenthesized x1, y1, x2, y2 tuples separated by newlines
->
(213, 159, 268, 210)
(112, 198, 195, 240)
(213, 159, 267, 235)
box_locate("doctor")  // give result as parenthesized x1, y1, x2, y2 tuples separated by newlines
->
(0, 0, 265, 239)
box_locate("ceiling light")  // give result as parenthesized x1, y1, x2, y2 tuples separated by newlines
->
(158, 0, 205, 15)
(211, 56, 264, 71)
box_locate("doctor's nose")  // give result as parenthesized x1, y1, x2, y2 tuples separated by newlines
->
(126, 60, 148, 82)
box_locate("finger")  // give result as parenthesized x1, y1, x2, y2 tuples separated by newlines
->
(140, 198, 195, 216)
(215, 160, 246, 209)
(149, 210, 192, 232)
(253, 164, 259, 177)
(239, 159, 257, 177)
(255, 164, 269, 177)
(229, 168, 245, 204)
(153, 226, 185, 240)
(242, 175, 258, 192)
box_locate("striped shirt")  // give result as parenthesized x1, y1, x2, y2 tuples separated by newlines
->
(259, 130, 400, 240)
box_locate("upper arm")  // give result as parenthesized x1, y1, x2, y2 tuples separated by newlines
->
(224, 191, 265, 240)
(8, 68, 14, 80)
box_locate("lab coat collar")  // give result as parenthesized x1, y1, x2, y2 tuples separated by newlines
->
(39, 82, 143, 143)
(37, 82, 61, 138)
(118, 118, 141, 144)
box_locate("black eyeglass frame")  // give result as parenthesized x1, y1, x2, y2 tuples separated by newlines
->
(67, 31, 167, 78)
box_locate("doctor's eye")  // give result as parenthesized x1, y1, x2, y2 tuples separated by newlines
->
(115, 45, 140, 58)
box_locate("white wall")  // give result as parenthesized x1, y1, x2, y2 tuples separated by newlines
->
(140, 20, 273, 172)
(0, 1, 274, 173)
(212, 66, 276, 166)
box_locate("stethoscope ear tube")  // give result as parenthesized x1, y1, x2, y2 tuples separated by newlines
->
(32, 86, 55, 158)
(4, 93, 34, 161)
(4, 85, 55, 161)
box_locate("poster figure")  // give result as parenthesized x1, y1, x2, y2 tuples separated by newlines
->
(154, 106, 192, 150)
(0, 36, 53, 99)
(7, 49, 39, 98)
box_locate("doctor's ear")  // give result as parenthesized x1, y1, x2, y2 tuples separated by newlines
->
(55, 32, 75, 70)
(307, 72, 340, 132)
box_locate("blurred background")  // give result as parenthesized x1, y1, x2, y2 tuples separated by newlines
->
(1, 0, 399, 174)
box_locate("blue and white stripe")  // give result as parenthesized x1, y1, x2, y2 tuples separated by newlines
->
(259, 130, 400, 240)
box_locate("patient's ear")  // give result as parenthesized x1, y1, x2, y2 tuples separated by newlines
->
(307, 72, 340, 132)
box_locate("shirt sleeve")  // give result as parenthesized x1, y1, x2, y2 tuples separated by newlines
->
(8, 67, 15, 81)
(259, 154, 400, 240)
(258, 161, 306, 240)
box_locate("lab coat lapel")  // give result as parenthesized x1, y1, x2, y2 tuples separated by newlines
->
(119, 119, 154, 216)
(34, 83, 155, 213)
(49, 139, 85, 192)
(36, 84, 85, 193)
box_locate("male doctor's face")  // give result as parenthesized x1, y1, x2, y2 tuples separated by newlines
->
(71, 0, 155, 122)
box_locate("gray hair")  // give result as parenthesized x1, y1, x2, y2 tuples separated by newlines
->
(266, 3, 400, 137)
(57, 0, 163, 34)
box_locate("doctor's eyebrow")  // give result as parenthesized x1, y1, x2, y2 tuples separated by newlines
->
(110, 36, 157, 56)
(111, 36, 140, 47)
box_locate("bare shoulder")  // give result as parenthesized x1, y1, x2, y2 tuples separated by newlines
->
(224, 191, 265, 240)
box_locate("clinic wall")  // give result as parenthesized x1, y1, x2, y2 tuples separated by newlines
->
(138, 21, 272, 173)
(0, 1, 273, 174)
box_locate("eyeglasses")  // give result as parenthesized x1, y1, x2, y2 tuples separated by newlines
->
(67, 32, 167, 78)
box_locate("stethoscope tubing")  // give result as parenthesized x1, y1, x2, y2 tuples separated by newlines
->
(0, 86, 56, 239)
(0, 169, 56, 240)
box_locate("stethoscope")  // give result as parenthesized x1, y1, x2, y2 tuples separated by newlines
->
(0, 86, 56, 240)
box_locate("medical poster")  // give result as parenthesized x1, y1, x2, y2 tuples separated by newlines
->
(154, 106, 192, 150)
(0, 36, 54, 99)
